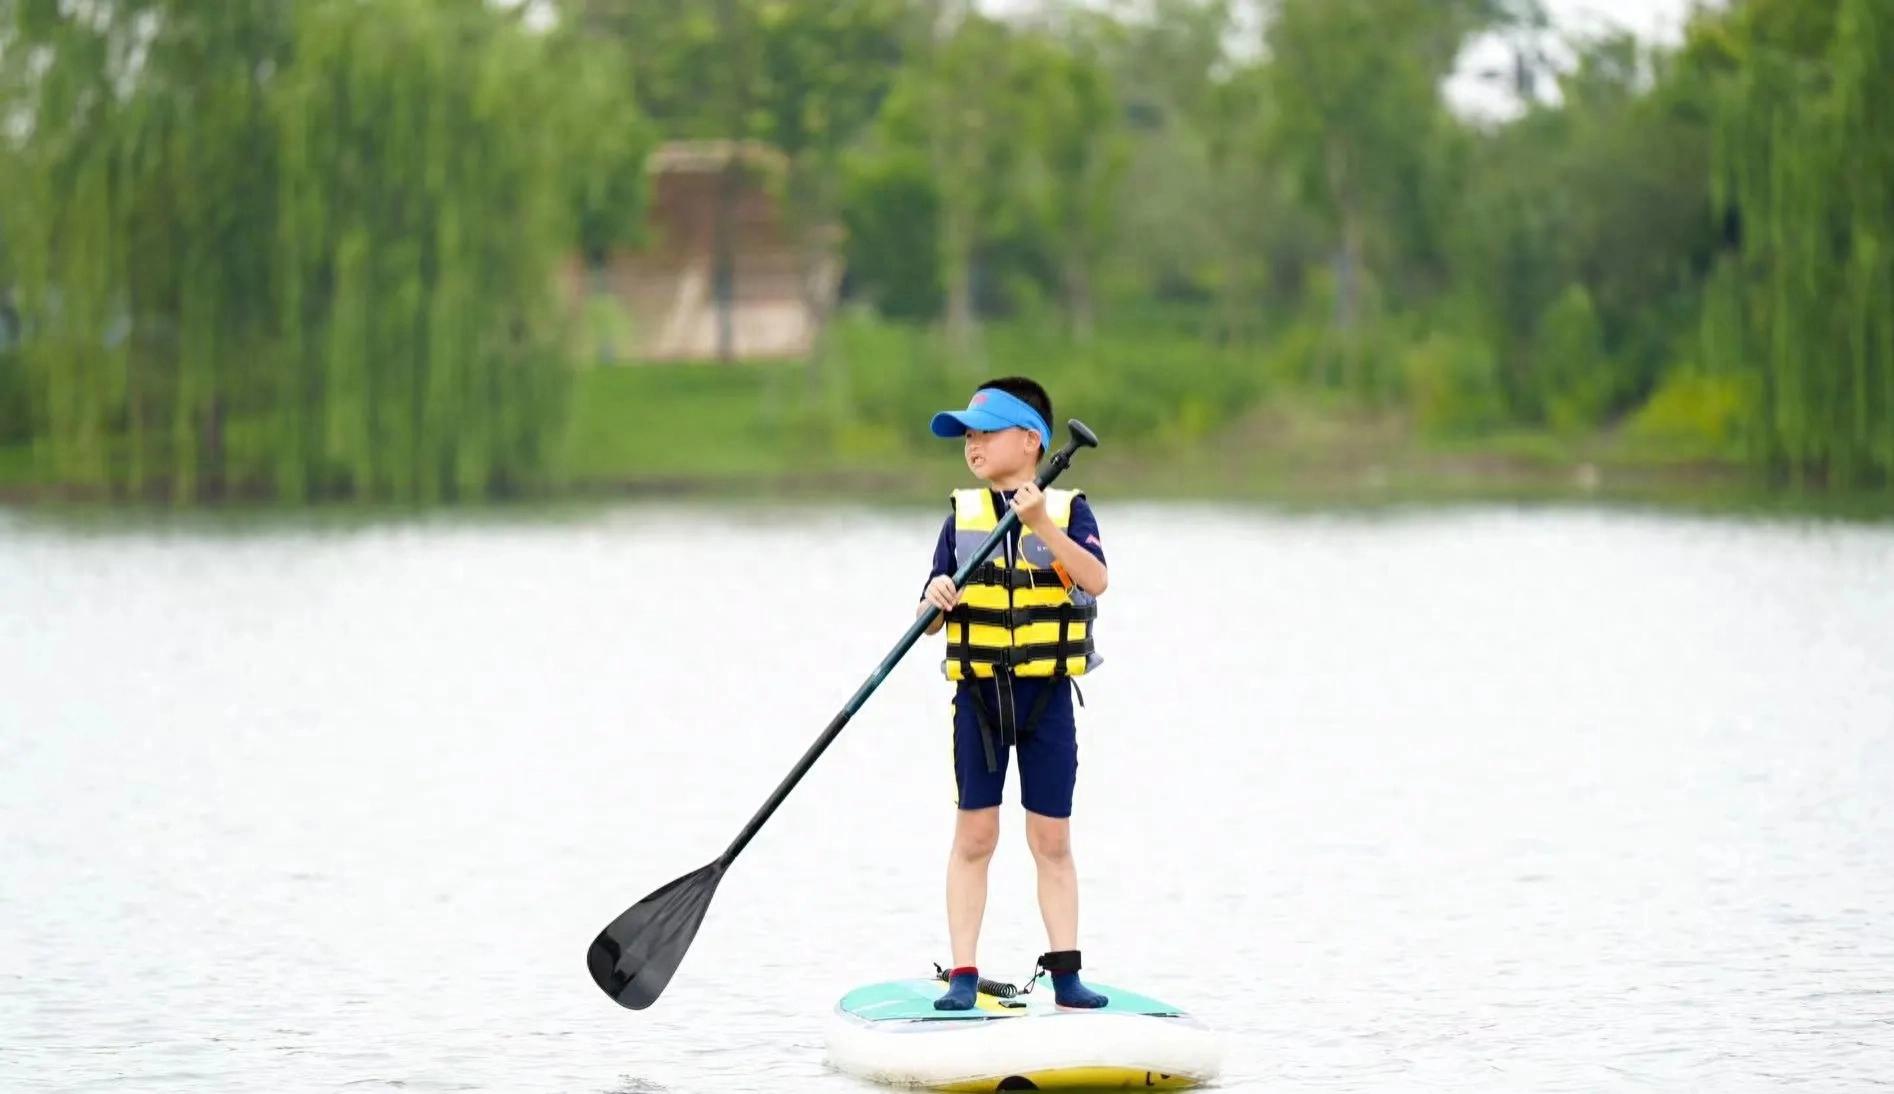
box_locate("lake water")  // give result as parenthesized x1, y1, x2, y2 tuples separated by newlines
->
(3, 503, 1892, 1092)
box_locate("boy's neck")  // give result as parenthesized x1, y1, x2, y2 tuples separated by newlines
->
(985, 469, 1034, 491)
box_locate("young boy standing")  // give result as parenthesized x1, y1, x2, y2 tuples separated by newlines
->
(917, 377, 1110, 1011)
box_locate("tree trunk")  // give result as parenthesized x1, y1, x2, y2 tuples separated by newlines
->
(789, 164, 838, 404)
(1326, 135, 1363, 391)
(943, 203, 976, 358)
(713, 0, 749, 364)
(204, 394, 227, 499)
(1337, 207, 1365, 391)
(929, 0, 977, 359)
(713, 148, 738, 364)
(1064, 252, 1094, 343)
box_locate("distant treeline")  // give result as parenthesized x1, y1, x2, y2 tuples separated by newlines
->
(0, 0, 1888, 500)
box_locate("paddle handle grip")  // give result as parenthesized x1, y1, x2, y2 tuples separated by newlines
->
(719, 420, 1096, 866)
(875, 417, 1092, 660)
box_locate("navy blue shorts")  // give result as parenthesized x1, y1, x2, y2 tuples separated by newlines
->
(951, 678, 1078, 818)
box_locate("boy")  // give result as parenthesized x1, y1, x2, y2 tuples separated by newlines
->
(917, 377, 1110, 1011)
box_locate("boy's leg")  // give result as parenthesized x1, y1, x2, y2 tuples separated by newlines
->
(1017, 679, 1080, 947)
(1024, 810, 1078, 950)
(946, 806, 1000, 967)
(1018, 681, 1106, 1007)
(939, 685, 1005, 1010)
(1017, 681, 1080, 946)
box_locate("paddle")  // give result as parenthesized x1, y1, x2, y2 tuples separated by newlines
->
(586, 418, 1100, 1010)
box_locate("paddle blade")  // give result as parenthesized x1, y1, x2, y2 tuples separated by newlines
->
(587, 861, 724, 1009)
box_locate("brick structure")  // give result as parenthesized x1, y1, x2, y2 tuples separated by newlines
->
(573, 140, 840, 362)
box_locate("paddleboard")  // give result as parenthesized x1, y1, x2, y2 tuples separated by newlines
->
(826, 975, 1222, 1091)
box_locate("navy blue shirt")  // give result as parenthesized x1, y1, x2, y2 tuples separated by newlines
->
(924, 491, 1106, 594)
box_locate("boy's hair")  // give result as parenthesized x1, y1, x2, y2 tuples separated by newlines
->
(976, 376, 1053, 454)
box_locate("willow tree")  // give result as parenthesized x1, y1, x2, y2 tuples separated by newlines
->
(1703, 0, 1894, 487)
(271, 0, 617, 502)
(2, 0, 639, 502)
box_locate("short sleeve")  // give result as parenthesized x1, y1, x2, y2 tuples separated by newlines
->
(921, 513, 956, 597)
(1067, 497, 1106, 564)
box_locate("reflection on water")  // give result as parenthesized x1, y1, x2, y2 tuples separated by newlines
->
(3, 504, 1892, 1092)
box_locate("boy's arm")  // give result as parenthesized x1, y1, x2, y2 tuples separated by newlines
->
(918, 583, 951, 635)
(917, 514, 957, 634)
(1012, 485, 1108, 596)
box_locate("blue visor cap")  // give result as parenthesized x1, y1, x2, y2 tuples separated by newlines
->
(929, 388, 1053, 449)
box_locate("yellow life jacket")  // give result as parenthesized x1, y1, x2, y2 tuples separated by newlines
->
(943, 487, 1100, 681)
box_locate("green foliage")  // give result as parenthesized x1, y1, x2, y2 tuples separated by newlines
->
(816, 312, 1267, 450)
(1449, 33, 1717, 422)
(1625, 371, 1751, 460)
(3, 0, 1890, 503)
(1012, 33, 1127, 338)
(1402, 331, 1506, 438)
(841, 151, 943, 321)
(842, 14, 1123, 334)
(273, 0, 586, 502)
(562, 311, 1272, 484)
(1696, 0, 1894, 487)
(563, 360, 792, 480)
(751, 0, 908, 161)
(1264, 0, 1479, 316)
(556, 33, 656, 259)
(1, 0, 642, 501)
(1534, 285, 1611, 434)
(0, 288, 22, 446)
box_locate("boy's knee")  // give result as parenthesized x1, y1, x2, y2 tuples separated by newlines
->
(1025, 818, 1071, 863)
(952, 811, 1000, 861)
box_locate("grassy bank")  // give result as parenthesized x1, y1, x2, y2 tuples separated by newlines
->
(556, 314, 1806, 512)
(6, 313, 1889, 517)
(560, 363, 1746, 508)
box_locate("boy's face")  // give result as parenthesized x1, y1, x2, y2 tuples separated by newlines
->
(963, 426, 1040, 482)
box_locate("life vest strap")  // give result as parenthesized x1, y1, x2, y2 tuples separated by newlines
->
(959, 679, 1071, 774)
(943, 636, 1097, 669)
(950, 602, 1098, 629)
(964, 562, 1070, 591)
(1053, 603, 1072, 678)
(962, 683, 1001, 773)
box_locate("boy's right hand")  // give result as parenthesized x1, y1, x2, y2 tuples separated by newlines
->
(922, 574, 960, 613)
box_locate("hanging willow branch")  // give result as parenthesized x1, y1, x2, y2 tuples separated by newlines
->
(1707, 0, 1894, 488)
(1, 0, 640, 502)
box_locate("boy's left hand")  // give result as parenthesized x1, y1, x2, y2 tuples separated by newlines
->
(1010, 482, 1049, 529)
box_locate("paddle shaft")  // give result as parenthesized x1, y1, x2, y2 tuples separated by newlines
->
(719, 424, 1095, 865)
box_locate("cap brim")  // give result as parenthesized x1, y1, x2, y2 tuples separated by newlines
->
(929, 409, 1016, 437)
